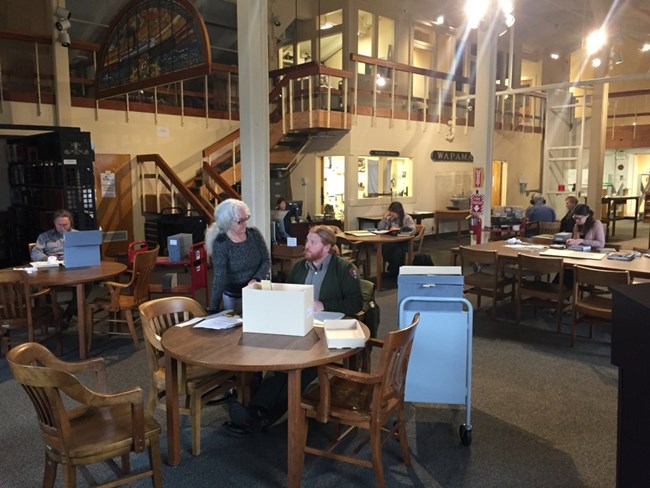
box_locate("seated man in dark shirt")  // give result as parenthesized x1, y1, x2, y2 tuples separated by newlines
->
(226, 225, 362, 434)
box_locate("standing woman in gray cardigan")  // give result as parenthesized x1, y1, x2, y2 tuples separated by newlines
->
(205, 199, 271, 313)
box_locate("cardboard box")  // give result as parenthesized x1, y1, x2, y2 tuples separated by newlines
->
(167, 233, 193, 262)
(324, 319, 366, 349)
(242, 282, 314, 336)
(161, 273, 177, 291)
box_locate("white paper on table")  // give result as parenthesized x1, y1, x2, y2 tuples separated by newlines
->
(175, 310, 237, 328)
(194, 315, 242, 330)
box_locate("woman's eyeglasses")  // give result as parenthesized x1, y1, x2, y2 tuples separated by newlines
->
(573, 215, 586, 221)
(235, 215, 251, 225)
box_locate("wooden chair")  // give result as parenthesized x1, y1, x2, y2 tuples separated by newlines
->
(412, 224, 426, 253)
(515, 253, 570, 333)
(0, 275, 62, 356)
(459, 246, 515, 318)
(148, 242, 210, 302)
(300, 313, 420, 487)
(86, 246, 159, 353)
(571, 265, 630, 347)
(536, 221, 560, 235)
(6, 342, 162, 488)
(139, 297, 240, 456)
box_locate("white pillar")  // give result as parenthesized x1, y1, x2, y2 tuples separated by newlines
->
(51, 0, 72, 126)
(237, 0, 271, 244)
(471, 26, 498, 227)
(587, 82, 609, 219)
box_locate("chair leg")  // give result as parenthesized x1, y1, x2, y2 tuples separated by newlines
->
(395, 408, 411, 466)
(124, 310, 140, 350)
(571, 309, 578, 347)
(62, 462, 76, 488)
(149, 432, 163, 488)
(190, 391, 202, 456)
(120, 453, 131, 474)
(85, 306, 94, 353)
(370, 421, 385, 488)
(43, 453, 57, 488)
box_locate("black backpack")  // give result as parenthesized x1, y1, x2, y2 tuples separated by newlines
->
(360, 279, 380, 338)
(412, 253, 434, 266)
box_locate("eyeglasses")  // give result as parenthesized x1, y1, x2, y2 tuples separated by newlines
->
(235, 215, 251, 225)
(573, 215, 586, 220)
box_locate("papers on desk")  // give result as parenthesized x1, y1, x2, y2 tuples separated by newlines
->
(540, 249, 606, 260)
(176, 311, 242, 329)
(30, 261, 62, 269)
(313, 311, 345, 326)
(370, 229, 390, 235)
(345, 230, 374, 237)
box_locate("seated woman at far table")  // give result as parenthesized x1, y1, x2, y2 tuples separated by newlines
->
(378, 201, 415, 280)
(565, 203, 605, 250)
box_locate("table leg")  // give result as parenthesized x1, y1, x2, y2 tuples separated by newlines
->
(435, 218, 440, 239)
(457, 220, 461, 241)
(611, 202, 617, 237)
(165, 354, 181, 466)
(287, 369, 304, 488)
(374, 244, 384, 291)
(75, 284, 87, 359)
(633, 198, 639, 238)
(407, 238, 414, 265)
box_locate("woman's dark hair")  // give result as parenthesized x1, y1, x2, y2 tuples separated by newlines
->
(388, 201, 405, 226)
(276, 197, 286, 206)
(573, 203, 595, 235)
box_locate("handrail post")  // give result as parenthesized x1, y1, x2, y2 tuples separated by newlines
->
(34, 42, 42, 116)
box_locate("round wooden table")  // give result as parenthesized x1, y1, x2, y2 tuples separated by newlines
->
(0, 261, 127, 358)
(162, 323, 370, 487)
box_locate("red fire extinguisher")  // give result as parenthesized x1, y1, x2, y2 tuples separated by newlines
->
(469, 213, 482, 245)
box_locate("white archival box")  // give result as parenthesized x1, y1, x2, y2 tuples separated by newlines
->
(242, 282, 314, 336)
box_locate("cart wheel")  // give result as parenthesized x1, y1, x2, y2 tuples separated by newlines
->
(459, 424, 472, 446)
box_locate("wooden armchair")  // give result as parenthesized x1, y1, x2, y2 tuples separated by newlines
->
(6, 342, 162, 488)
(139, 297, 241, 456)
(86, 246, 159, 353)
(0, 274, 62, 356)
(571, 265, 630, 347)
(300, 313, 420, 488)
(459, 246, 515, 318)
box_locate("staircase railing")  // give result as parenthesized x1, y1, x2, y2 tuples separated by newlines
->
(136, 153, 214, 223)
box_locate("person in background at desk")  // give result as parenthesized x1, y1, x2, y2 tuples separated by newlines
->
(226, 225, 363, 435)
(378, 201, 415, 280)
(275, 197, 293, 243)
(31, 209, 74, 261)
(566, 204, 606, 249)
(559, 195, 579, 233)
(31, 209, 83, 327)
(525, 193, 556, 223)
(205, 199, 271, 314)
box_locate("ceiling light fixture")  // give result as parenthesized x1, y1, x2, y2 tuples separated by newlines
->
(642, 43, 650, 53)
(434, 15, 444, 25)
(465, 0, 515, 30)
(591, 57, 602, 68)
(612, 51, 623, 65)
(550, 53, 560, 60)
(586, 28, 606, 55)
(54, 7, 72, 48)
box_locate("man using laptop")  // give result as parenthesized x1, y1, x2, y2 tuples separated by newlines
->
(31, 209, 75, 261)
(31, 209, 80, 326)
(226, 225, 363, 434)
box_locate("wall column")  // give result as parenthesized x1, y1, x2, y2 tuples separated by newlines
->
(51, 0, 72, 126)
(471, 25, 498, 225)
(237, 0, 271, 244)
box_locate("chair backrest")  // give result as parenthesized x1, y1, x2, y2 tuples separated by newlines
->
(0, 277, 32, 330)
(574, 265, 630, 292)
(459, 246, 498, 268)
(413, 224, 425, 253)
(131, 246, 160, 304)
(537, 221, 560, 235)
(139, 297, 207, 371)
(517, 253, 564, 282)
(7, 342, 108, 450)
(377, 313, 420, 405)
(128, 240, 149, 267)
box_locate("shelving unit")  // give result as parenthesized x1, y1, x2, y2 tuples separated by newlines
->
(6, 128, 97, 264)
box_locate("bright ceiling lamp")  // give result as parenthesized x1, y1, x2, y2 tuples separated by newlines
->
(642, 43, 650, 53)
(433, 15, 444, 25)
(550, 52, 560, 60)
(592, 57, 602, 68)
(465, 0, 488, 29)
(586, 28, 606, 55)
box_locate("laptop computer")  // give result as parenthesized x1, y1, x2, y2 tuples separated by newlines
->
(63, 230, 103, 268)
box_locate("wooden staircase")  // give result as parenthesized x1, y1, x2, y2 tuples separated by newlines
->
(136, 63, 353, 221)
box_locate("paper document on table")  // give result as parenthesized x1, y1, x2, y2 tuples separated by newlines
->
(345, 230, 374, 237)
(175, 310, 238, 328)
(370, 229, 390, 235)
(194, 315, 242, 330)
(313, 311, 345, 326)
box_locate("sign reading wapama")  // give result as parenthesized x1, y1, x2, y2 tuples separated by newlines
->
(430, 150, 474, 162)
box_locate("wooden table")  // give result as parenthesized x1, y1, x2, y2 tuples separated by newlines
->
(357, 216, 384, 229)
(466, 241, 650, 279)
(435, 209, 470, 241)
(601, 195, 640, 238)
(408, 210, 435, 225)
(161, 323, 369, 487)
(343, 233, 414, 291)
(0, 261, 126, 359)
(271, 244, 305, 278)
